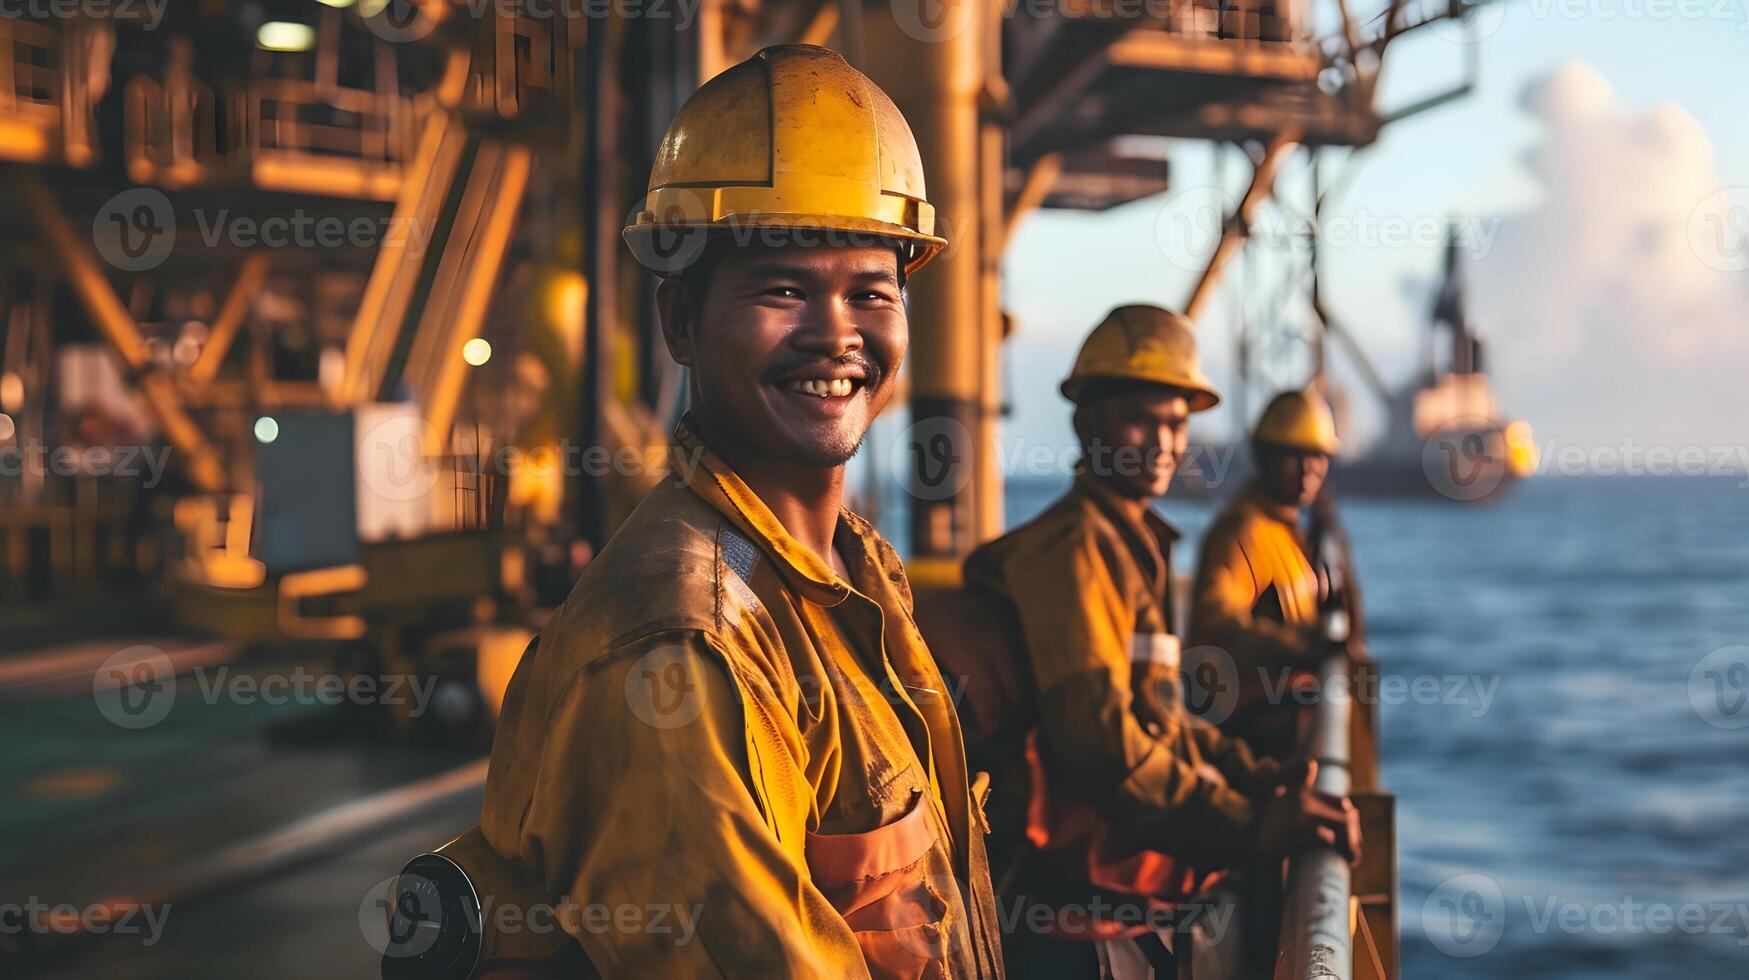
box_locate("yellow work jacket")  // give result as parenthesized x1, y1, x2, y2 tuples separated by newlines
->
(1188, 481, 1322, 714)
(962, 471, 1260, 903)
(480, 416, 1004, 978)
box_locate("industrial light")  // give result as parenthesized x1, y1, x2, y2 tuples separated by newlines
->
(0, 371, 22, 413)
(462, 338, 492, 367)
(254, 416, 280, 444)
(0, 414, 14, 442)
(314, 0, 358, 7)
(257, 22, 316, 52)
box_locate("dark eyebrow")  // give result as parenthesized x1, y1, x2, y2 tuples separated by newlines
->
(850, 269, 902, 288)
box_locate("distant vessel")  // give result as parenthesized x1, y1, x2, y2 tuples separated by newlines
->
(1336, 231, 1539, 502)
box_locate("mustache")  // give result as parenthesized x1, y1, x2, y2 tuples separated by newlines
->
(760, 350, 885, 389)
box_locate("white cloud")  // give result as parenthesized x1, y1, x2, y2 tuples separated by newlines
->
(1470, 59, 1749, 449)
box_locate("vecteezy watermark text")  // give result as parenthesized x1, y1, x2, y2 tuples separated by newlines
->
(0, 898, 171, 947)
(93, 188, 439, 272)
(0, 442, 172, 487)
(1153, 188, 1503, 273)
(361, 873, 703, 959)
(1422, 874, 1749, 959)
(92, 647, 439, 730)
(997, 895, 1237, 942)
(1258, 668, 1501, 718)
(0, 0, 169, 29)
(1178, 648, 1502, 726)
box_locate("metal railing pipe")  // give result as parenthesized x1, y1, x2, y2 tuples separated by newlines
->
(1273, 655, 1354, 980)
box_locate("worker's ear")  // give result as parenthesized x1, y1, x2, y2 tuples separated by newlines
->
(655, 275, 697, 368)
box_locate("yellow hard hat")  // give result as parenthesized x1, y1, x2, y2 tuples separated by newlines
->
(623, 45, 945, 276)
(1253, 389, 1340, 454)
(1059, 305, 1221, 411)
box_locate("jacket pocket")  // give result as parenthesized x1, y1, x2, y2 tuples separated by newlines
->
(806, 791, 953, 978)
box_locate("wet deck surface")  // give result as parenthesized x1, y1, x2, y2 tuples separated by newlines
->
(2, 634, 484, 980)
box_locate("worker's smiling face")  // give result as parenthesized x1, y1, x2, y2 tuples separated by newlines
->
(659, 243, 906, 468)
(1075, 384, 1193, 500)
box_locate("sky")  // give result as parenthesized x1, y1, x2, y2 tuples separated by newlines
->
(994, 11, 1749, 463)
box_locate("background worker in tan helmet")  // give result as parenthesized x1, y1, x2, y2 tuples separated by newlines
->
(467, 46, 1003, 979)
(1188, 388, 1348, 761)
(951, 308, 1360, 978)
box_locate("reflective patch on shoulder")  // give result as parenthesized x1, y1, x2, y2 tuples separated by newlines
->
(724, 573, 762, 619)
(721, 528, 760, 585)
(1130, 632, 1181, 669)
(720, 528, 763, 618)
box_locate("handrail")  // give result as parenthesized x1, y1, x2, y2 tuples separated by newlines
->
(1273, 654, 1354, 980)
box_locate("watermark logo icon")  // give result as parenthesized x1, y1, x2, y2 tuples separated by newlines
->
(891, 414, 973, 502)
(625, 644, 706, 730)
(890, 0, 979, 43)
(92, 645, 177, 730)
(361, 873, 441, 959)
(1153, 185, 1236, 274)
(1422, 873, 1506, 958)
(1690, 646, 1749, 730)
(357, 412, 441, 503)
(94, 189, 175, 272)
(361, 0, 443, 43)
(1687, 187, 1749, 273)
(1426, 0, 1510, 44)
(1181, 645, 1239, 727)
(1423, 418, 1508, 501)
(623, 189, 714, 275)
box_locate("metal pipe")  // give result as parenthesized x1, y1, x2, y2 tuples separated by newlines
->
(339, 48, 470, 405)
(1273, 654, 1354, 980)
(1183, 130, 1299, 322)
(800, 2, 838, 47)
(834, 0, 864, 67)
(417, 144, 532, 454)
(578, 15, 621, 549)
(865, 0, 995, 559)
(17, 169, 228, 492)
(189, 253, 270, 386)
(999, 152, 1061, 255)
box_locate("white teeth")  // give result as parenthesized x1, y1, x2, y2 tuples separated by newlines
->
(789, 378, 856, 397)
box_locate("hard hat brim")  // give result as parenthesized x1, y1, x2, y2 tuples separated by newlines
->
(1059, 372, 1222, 412)
(622, 215, 946, 277)
(1251, 433, 1341, 455)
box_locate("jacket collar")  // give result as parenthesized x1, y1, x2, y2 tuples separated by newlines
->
(1071, 467, 1181, 585)
(669, 414, 854, 607)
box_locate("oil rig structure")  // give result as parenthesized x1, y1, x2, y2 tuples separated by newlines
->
(0, 1, 1487, 975)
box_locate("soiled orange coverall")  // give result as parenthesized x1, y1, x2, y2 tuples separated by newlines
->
(962, 471, 1263, 936)
(479, 417, 1004, 978)
(1188, 481, 1324, 756)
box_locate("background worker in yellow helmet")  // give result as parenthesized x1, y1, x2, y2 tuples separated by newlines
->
(1189, 388, 1347, 761)
(459, 46, 1002, 979)
(949, 308, 1360, 978)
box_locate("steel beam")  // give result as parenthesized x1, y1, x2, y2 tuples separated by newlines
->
(17, 170, 228, 492)
(1184, 129, 1299, 322)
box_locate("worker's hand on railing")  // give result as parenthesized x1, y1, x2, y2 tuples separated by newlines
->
(1252, 759, 1363, 865)
(1237, 752, 1291, 797)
